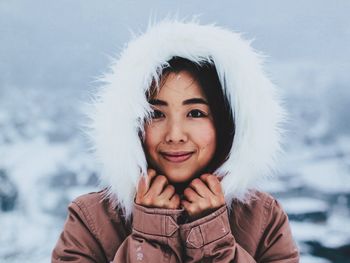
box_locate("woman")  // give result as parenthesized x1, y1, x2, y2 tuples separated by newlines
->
(52, 20, 299, 262)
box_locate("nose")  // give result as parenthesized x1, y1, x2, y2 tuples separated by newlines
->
(165, 119, 188, 144)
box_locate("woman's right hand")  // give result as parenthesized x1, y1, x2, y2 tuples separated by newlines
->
(135, 169, 180, 209)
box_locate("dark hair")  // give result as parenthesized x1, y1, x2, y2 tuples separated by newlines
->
(147, 56, 235, 174)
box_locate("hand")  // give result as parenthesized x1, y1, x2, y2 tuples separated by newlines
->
(135, 169, 180, 209)
(181, 174, 225, 220)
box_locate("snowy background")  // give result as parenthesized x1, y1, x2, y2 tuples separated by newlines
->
(1, 1, 350, 262)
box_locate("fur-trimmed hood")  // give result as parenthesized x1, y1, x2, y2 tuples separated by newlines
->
(85, 19, 286, 219)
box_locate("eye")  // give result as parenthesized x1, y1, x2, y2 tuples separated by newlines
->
(150, 109, 165, 119)
(187, 109, 207, 118)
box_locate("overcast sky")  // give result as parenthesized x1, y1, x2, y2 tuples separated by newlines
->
(1, 0, 349, 91)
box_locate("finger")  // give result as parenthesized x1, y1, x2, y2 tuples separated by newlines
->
(189, 178, 213, 198)
(181, 199, 196, 216)
(145, 169, 158, 189)
(200, 174, 223, 195)
(169, 194, 180, 209)
(183, 187, 201, 202)
(181, 199, 191, 211)
(137, 169, 158, 201)
(145, 169, 157, 194)
(136, 175, 148, 199)
(160, 184, 175, 200)
(148, 175, 168, 196)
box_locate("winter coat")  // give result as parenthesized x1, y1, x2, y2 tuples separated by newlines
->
(52, 19, 299, 262)
(52, 189, 298, 262)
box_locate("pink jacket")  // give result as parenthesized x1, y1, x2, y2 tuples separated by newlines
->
(52, 190, 299, 262)
(53, 20, 299, 262)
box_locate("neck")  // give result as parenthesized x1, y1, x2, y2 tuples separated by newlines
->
(173, 181, 189, 195)
(172, 170, 209, 195)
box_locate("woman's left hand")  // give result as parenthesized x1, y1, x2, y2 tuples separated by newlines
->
(181, 174, 225, 221)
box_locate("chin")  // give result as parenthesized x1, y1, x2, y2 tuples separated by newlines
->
(164, 170, 195, 184)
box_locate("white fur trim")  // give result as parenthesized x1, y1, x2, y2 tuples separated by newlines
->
(84, 18, 286, 219)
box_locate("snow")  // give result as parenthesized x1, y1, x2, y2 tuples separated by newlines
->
(301, 255, 331, 263)
(298, 158, 350, 194)
(279, 197, 329, 215)
(290, 211, 350, 248)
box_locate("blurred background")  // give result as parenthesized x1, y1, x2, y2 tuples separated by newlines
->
(0, 0, 349, 262)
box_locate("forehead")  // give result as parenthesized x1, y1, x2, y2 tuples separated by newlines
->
(154, 71, 206, 100)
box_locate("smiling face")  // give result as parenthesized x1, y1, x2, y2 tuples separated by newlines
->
(144, 70, 217, 184)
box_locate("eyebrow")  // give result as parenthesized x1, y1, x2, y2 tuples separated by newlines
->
(149, 98, 208, 106)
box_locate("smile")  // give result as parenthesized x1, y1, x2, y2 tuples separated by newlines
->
(160, 151, 194, 163)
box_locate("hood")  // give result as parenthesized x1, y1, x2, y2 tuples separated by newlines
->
(85, 19, 286, 219)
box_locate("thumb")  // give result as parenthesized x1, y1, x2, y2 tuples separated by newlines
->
(137, 169, 157, 197)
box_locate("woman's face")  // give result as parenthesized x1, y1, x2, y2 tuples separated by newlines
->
(144, 70, 216, 183)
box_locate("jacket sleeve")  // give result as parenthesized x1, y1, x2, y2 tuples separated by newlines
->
(52, 201, 111, 262)
(113, 203, 184, 262)
(52, 200, 184, 263)
(179, 200, 299, 263)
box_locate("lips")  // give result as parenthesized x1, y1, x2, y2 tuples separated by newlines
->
(160, 151, 194, 163)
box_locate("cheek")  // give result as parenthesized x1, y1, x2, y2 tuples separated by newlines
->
(144, 125, 161, 154)
(193, 123, 216, 152)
